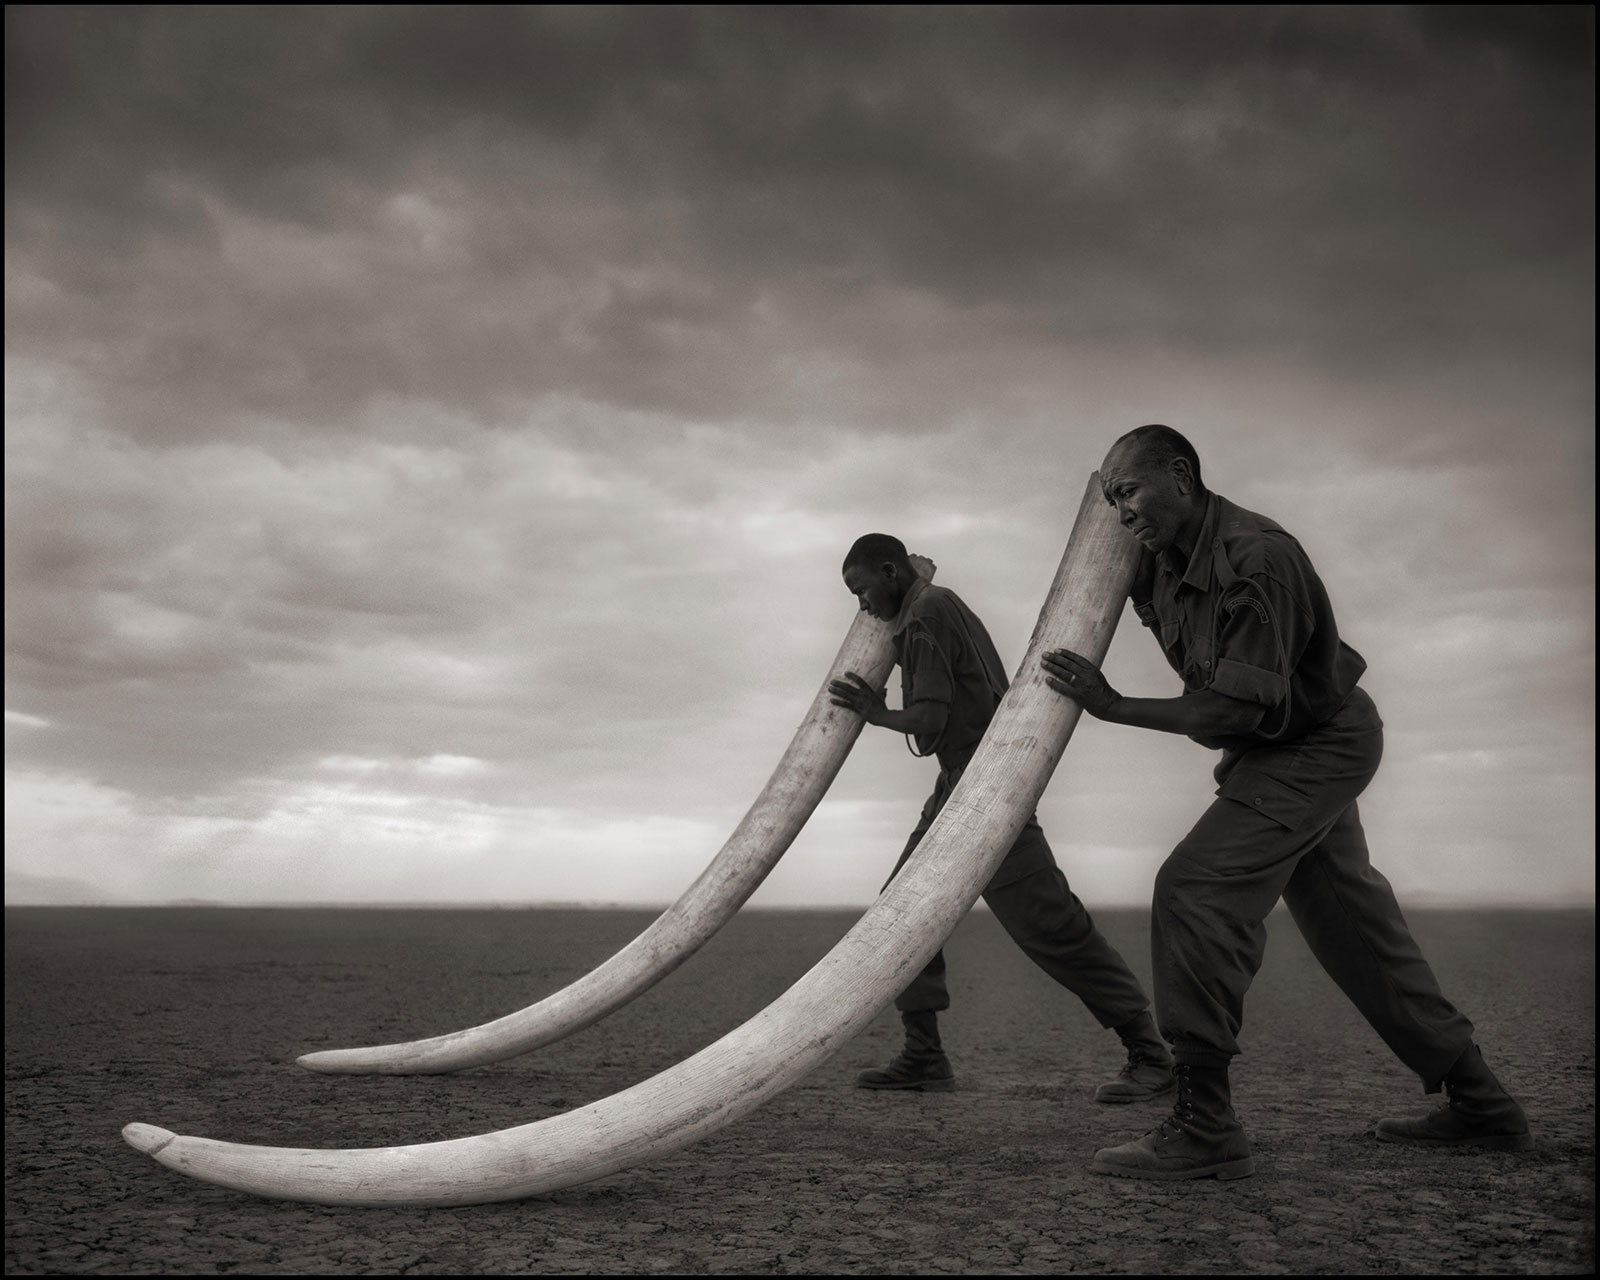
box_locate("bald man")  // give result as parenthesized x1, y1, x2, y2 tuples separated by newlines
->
(1042, 425, 1530, 1181)
(829, 533, 1172, 1102)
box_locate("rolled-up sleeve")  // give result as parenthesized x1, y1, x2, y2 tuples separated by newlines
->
(1207, 578, 1306, 709)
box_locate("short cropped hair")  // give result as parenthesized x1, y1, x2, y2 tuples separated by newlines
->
(842, 533, 912, 575)
(1115, 424, 1204, 490)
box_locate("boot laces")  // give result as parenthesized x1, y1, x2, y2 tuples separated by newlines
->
(1150, 1112, 1189, 1141)
(1440, 1088, 1473, 1118)
(1147, 1063, 1197, 1139)
(1437, 1072, 1480, 1117)
(1175, 1062, 1197, 1120)
(1118, 1034, 1171, 1078)
(1115, 1054, 1146, 1081)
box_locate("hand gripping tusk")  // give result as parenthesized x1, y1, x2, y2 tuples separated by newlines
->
(123, 476, 1138, 1205)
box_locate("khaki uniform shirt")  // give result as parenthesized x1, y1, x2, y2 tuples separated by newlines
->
(892, 577, 1010, 767)
(1133, 493, 1367, 751)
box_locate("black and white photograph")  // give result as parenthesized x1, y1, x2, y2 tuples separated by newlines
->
(5, 5, 1593, 1274)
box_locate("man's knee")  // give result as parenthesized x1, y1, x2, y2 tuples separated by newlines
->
(1154, 847, 1207, 914)
(987, 868, 1094, 946)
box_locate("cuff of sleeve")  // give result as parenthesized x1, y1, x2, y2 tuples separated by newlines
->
(1209, 657, 1288, 708)
(1132, 601, 1159, 629)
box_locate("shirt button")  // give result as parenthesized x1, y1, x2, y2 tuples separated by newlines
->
(1203, 659, 1211, 668)
(1254, 798, 1263, 806)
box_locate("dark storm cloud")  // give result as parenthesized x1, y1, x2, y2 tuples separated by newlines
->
(7, 6, 1592, 442)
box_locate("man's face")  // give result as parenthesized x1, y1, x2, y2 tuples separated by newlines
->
(1099, 444, 1199, 555)
(843, 563, 902, 621)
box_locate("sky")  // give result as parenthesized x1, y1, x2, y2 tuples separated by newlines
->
(5, 6, 1593, 910)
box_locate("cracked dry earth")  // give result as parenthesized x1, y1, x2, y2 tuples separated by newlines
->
(5, 906, 1594, 1275)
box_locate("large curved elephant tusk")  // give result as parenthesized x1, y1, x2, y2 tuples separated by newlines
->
(298, 564, 934, 1075)
(122, 477, 1137, 1205)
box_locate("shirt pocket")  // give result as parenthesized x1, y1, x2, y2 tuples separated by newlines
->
(1185, 634, 1217, 690)
(1158, 619, 1185, 665)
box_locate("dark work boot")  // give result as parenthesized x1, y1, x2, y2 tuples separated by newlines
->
(856, 1011, 955, 1091)
(1091, 1062, 1255, 1181)
(1095, 1011, 1176, 1104)
(1374, 1044, 1533, 1152)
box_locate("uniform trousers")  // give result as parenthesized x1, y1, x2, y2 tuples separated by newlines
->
(888, 753, 1151, 1028)
(1154, 686, 1476, 1090)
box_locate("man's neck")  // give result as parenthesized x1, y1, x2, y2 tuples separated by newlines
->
(1169, 492, 1210, 567)
(890, 575, 930, 631)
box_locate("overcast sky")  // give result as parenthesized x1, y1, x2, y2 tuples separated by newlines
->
(6, 6, 1593, 909)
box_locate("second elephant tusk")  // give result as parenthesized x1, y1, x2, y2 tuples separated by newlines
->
(124, 478, 1136, 1205)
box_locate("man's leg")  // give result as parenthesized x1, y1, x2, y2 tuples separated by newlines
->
(1282, 806, 1530, 1149)
(981, 830, 1171, 1102)
(856, 944, 956, 1090)
(1150, 796, 1329, 1065)
(1281, 802, 1474, 1084)
(858, 791, 957, 1091)
(1095, 794, 1332, 1180)
(1149, 692, 1385, 1065)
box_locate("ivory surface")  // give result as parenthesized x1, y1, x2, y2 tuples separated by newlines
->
(299, 586, 915, 1074)
(123, 478, 1138, 1205)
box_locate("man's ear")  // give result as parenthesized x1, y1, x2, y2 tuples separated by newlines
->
(1171, 457, 1197, 496)
(879, 560, 899, 584)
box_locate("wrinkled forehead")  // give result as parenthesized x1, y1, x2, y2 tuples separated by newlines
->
(1099, 441, 1153, 492)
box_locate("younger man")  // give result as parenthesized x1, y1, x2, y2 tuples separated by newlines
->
(828, 533, 1170, 1101)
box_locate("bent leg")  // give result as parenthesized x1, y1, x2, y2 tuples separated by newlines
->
(1154, 797, 1333, 1064)
(983, 825, 1150, 1029)
(1282, 803, 1475, 1090)
(888, 796, 952, 1014)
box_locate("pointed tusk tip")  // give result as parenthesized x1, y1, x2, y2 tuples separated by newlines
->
(297, 1050, 355, 1072)
(122, 1123, 177, 1157)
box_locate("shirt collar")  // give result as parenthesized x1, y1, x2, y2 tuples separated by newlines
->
(1158, 492, 1221, 593)
(891, 574, 932, 636)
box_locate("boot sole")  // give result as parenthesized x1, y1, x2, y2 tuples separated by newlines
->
(1374, 1129, 1534, 1152)
(1094, 1082, 1178, 1105)
(1090, 1156, 1256, 1181)
(856, 1077, 956, 1092)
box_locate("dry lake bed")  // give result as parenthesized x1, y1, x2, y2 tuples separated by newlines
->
(5, 905, 1594, 1274)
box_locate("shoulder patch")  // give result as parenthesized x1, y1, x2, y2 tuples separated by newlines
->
(1223, 594, 1271, 626)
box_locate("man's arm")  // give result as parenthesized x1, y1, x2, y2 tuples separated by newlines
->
(828, 672, 950, 738)
(1039, 650, 1266, 738)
